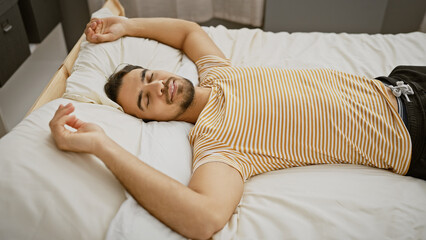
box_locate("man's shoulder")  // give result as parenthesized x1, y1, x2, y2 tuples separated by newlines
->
(196, 55, 232, 71)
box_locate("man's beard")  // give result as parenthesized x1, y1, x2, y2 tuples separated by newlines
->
(173, 77, 195, 118)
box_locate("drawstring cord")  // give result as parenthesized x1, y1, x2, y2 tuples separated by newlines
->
(388, 81, 414, 102)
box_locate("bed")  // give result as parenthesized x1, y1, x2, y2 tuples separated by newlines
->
(1, 0, 426, 239)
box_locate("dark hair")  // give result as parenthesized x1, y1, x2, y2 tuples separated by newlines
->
(104, 64, 143, 103)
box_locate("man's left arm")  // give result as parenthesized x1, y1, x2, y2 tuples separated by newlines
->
(85, 17, 226, 63)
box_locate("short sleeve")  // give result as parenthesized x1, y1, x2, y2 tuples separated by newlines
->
(195, 55, 232, 86)
(192, 153, 250, 182)
(190, 133, 254, 181)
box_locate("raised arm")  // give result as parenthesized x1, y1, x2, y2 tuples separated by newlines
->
(85, 17, 226, 62)
(49, 103, 243, 239)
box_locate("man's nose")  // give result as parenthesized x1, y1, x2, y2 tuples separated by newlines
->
(146, 80, 164, 96)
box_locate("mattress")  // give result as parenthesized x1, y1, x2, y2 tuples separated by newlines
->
(1, 7, 426, 240)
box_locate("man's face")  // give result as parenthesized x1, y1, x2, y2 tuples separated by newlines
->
(117, 68, 195, 121)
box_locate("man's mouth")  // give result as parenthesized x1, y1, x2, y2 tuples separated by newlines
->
(168, 80, 176, 102)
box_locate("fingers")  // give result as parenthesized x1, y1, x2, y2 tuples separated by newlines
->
(49, 103, 76, 131)
(84, 17, 123, 43)
(95, 32, 116, 42)
(65, 114, 86, 130)
(86, 28, 97, 42)
(86, 18, 100, 31)
(50, 103, 89, 130)
(52, 103, 74, 121)
(49, 103, 105, 153)
(95, 19, 103, 34)
(85, 19, 96, 35)
(49, 103, 73, 149)
(85, 18, 102, 43)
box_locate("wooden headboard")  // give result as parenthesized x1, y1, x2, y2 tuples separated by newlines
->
(27, 0, 125, 114)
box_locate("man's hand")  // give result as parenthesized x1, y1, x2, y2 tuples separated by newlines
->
(84, 17, 127, 43)
(49, 103, 106, 154)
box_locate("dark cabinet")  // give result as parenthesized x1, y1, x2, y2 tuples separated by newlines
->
(0, 0, 30, 87)
(18, 0, 60, 43)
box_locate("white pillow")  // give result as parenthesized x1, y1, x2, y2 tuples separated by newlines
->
(64, 8, 186, 110)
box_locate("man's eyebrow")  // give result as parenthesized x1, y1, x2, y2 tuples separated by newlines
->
(141, 68, 148, 82)
(137, 69, 147, 111)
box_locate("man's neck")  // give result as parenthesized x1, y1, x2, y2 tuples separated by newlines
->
(176, 87, 211, 124)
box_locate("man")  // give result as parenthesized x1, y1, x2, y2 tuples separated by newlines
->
(49, 17, 426, 239)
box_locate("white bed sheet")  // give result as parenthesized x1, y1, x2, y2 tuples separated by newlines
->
(1, 7, 426, 240)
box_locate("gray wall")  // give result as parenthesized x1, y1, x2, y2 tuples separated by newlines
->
(264, 0, 426, 33)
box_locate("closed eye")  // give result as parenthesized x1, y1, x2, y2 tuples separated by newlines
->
(146, 93, 150, 107)
(138, 69, 149, 111)
(148, 72, 154, 83)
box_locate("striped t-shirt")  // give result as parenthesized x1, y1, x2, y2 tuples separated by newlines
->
(188, 55, 411, 181)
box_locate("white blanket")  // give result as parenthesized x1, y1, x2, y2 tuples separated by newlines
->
(0, 7, 425, 240)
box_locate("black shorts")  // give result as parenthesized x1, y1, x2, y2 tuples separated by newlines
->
(376, 66, 426, 180)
